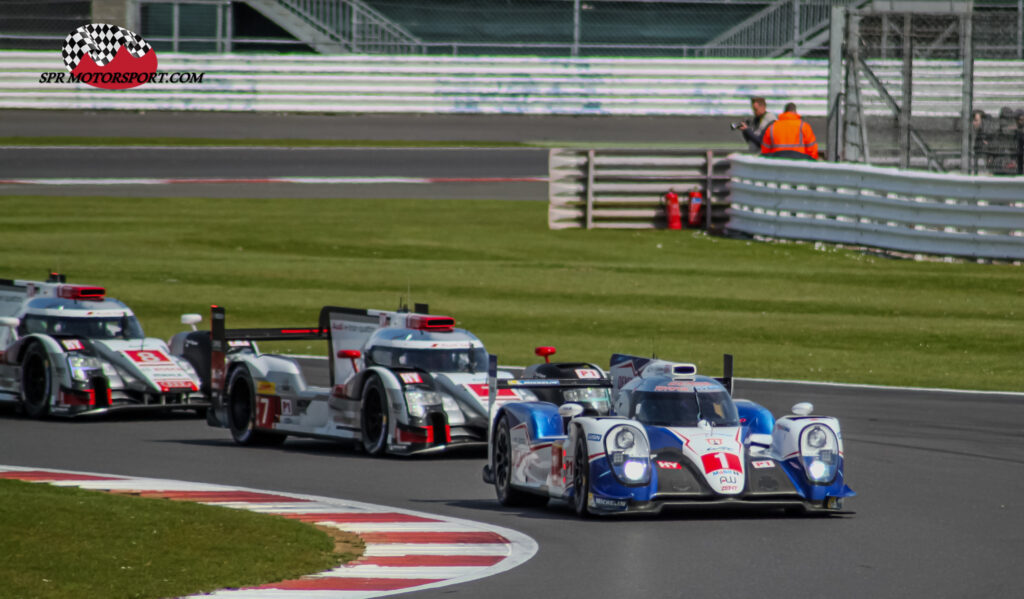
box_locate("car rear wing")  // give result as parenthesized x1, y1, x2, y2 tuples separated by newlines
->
(209, 305, 326, 399)
(609, 352, 734, 395)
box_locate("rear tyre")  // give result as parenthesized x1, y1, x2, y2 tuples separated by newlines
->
(360, 376, 389, 456)
(572, 435, 592, 517)
(21, 344, 51, 419)
(226, 368, 286, 446)
(493, 417, 548, 507)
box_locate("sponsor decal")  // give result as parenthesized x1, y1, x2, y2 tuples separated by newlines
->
(720, 484, 740, 492)
(38, 24, 205, 90)
(700, 451, 742, 474)
(466, 384, 517, 398)
(60, 339, 84, 351)
(123, 350, 198, 392)
(705, 438, 724, 446)
(281, 399, 293, 416)
(752, 460, 775, 469)
(574, 368, 601, 379)
(654, 381, 722, 392)
(227, 340, 251, 348)
(591, 495, 628, 509)
(587, 433, 602, 442)
(399, 372, 423, 384)
(656, 460, 682, 470)
(719, 475, 738, 485)
(257, 380, 276, 395)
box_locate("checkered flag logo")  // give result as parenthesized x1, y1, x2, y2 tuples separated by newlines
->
(61, 24, 153, 72)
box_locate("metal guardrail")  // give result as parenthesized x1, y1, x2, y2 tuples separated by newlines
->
(547, 149, 733, 230)
(0, 52, 1021, 117)
(703, 0, 869, 58)
(272, 0, 423, 54)
(727, 154, 1024, 260)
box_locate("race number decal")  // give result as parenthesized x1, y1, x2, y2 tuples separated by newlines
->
(124, 350, 170, 363)
(700, 451, 742, 474)
(256, 395, 281, 429)
(121, 349, 198, 392)
(574, 369, 601, 379)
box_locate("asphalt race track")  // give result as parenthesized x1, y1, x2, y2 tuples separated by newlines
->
(2, 377, 1022, 599)
(3, 111, 1021, 597)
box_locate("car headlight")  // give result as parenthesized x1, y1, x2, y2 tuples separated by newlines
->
(405, 388, 443, 418)
(800, 424, 839, 484)
(604, 425, 650, 485)
(67, 355, 102, 381)
(564, 388, 610, 403)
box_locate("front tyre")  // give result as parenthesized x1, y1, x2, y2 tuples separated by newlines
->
(360, 375, 389, 456)
(21, 343, 52, 419)
(494, 416, 548, 507)
(226, 368, 285, 446)
(573, 435, 592, 517)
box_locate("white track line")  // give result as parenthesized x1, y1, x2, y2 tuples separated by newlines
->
(0, 465, 537, 599)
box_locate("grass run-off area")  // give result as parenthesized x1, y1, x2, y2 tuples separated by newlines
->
(0, 479, 347, 599)
(1, 195, 1020, 391)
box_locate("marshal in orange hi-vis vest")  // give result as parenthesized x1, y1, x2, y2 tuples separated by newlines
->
(760, 112, 819, 160)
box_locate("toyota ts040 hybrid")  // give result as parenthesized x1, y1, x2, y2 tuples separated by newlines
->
(484, 353, 854, 516)
(0, 274, 205, 417)
(170, 304, 537, 455)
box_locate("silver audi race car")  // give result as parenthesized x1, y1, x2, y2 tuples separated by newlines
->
(0, 274, 205, 417)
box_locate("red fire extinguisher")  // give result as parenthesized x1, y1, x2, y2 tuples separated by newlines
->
(663, 188, 682, 230)
(688, 187, 704, 228)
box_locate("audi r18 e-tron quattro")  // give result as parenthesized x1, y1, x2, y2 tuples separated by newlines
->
(485, 352, 854, 515)
(0, 273, 205, 417)
(170, 304, 536, 455)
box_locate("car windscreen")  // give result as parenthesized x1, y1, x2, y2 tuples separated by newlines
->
(20, 314, 145, 340)
(633, 389, 739, 427)
(367, 345, 489, 373)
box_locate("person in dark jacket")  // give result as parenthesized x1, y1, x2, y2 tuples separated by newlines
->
(737, 97, 777, 153)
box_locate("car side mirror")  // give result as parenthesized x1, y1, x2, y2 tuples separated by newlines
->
(558, 403, 584, 418)
(0, 317, 19, 329)
(180, 314, 202, 331)
(791, 402, 814, 416)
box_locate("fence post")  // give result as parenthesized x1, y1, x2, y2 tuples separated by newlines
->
(899, 14, 913, 170)
(960, 12, 974, 174)
(585, 150, 595, 230)
(827, 5, 845, 162)
(572, 0, 581, 57)
(704, 150, 714, 230)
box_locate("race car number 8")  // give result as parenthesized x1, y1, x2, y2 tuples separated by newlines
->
(125, 350, 169, 363)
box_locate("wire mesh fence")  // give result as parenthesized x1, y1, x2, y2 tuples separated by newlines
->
(835, 6, 1023, 175)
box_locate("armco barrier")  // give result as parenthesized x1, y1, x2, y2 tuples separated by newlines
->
(547, 148, 732, 230)
(727, 154, 1024, 260)
(1, 51, 1021, 116)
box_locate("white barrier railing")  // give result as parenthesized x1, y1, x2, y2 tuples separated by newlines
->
(548, 148, 733, 229)
(727, 154, 1024, 260)
(1, 51, 1021, 116)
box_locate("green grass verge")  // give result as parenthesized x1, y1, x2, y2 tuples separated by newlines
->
(0, 195, 1020, 391)
(0, 136, 532, 148)
(0, 479, 344, 599)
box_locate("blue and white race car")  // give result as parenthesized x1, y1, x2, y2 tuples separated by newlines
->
(484, 353, 854, 516)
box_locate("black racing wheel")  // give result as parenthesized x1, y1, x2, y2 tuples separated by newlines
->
(20, 343, 51, 419)
(360, 375, 389, 456)
(573, 434, 593, 517)
(226, 368, 286, 446)
(493, 416, 548, 507)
